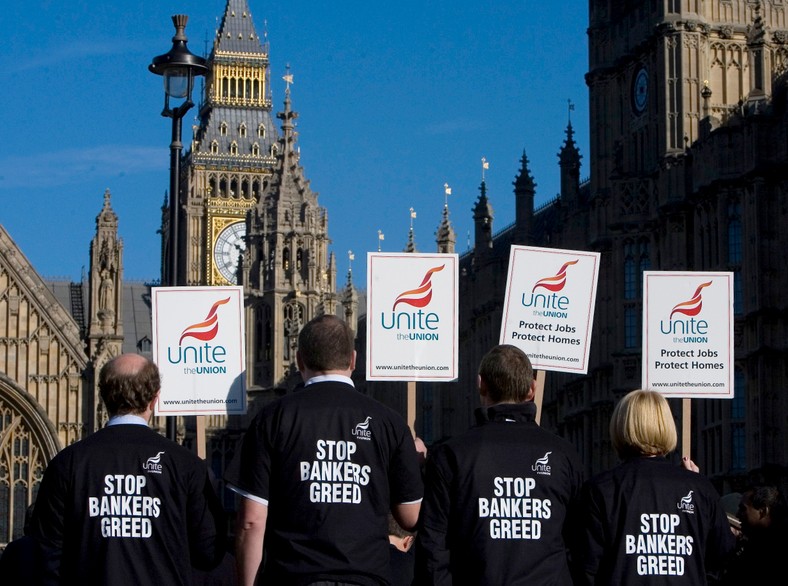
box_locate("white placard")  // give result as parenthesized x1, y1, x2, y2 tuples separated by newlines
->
(366, 253, 458, 381)
(642, 272, 734, 399)
(152, 286, 247, 415)
(500, 245, 600, 373)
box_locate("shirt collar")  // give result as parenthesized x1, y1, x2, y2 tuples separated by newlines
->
(107, 414, 149, 427)
(305, 374, 355, 387)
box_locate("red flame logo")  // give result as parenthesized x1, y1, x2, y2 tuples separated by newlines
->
(179, 297, 231, 345)
(669, 282, 712, 319)
(392, 265, 445, 310)
(532, 260, 579, 292)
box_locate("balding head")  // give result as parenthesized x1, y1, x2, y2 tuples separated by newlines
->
(99, 354, 160, 417)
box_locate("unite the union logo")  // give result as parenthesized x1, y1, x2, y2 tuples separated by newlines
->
(380, 265, 445, 339)
(392, 264, 445, 310)
(352, 416, 373, 440)
(531, 451, 552, 475)
(179, 297, 231, 345)
(167, 297, 231, 371)
(659, 282, 712, 342)
(532, 260, 578, 293)
(669, 282, 712, 320)
(677, 490, 695, 514)
(521, 260, 578, 318)
(143, 451, 165, 474)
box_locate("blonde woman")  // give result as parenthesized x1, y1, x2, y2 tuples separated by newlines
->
(575, 389, 735, 585)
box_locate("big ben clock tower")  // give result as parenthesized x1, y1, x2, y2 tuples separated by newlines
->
(175, 0, 279, 287)
(166, 0, 343, 397)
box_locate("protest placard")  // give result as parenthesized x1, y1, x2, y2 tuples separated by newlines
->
(152, 286, 246, 416)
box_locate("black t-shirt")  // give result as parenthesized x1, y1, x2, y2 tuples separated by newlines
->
(226, 380, 424, 585)
(31, 423, 226, 586)
(576, 456, 736, 585)
(416, 402, 584, 585)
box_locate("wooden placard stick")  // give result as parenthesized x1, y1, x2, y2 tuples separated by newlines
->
(682, 398, 691, 459)
(407, 380, 416, 436)
(534, 370, 546, 425)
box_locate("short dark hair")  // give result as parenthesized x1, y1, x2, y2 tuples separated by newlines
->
(744, 485, 788, 525)
(478, 344, 534, 404)
(99, 354, 160, 416)
(297, 314, 354, 372)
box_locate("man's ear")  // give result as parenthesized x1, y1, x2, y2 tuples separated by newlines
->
(477, 374, 487, 397)
(296, 350, 305, 372)
(349, 350, 357, 371)
(525, 378, 536, 402)
(143, 392, 159, 422)
(402, 534, 415, 551)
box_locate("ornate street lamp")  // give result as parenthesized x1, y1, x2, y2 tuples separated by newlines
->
(149, 14, 207, 288)
(149, 15, 207, 441)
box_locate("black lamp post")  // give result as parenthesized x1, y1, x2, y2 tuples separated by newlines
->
(150, 15, 207, 441)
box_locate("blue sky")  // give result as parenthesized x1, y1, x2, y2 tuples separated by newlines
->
(1, 1, 589, 287)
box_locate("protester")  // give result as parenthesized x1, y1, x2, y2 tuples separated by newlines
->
(30, 353, 227, 585)
(718, 484, 788, 585)
(415, 344, 584, 584)
(226, 314, 423, 585)
(575, 389, 735, 585)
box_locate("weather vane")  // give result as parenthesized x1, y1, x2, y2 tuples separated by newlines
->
(409, 207, 417, 230)
(481, 157, 489, 181)
(568, 98, 575, 124)
(444, 183, 452, 207)
(283, 64, 294, 91)
(348, 250, 354, 273)
(377, 229, 385, 252)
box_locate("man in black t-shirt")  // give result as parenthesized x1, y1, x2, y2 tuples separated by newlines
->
(30, 354, 226, 586)
(416, 344, 584, 585)
(226, 315, 423, 586)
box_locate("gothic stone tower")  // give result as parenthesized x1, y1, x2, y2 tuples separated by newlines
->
(243, 84, 337, 392)
(87, 189, 125, 427)
(176, 0, 279, 288)
(583, 0, 788, 477)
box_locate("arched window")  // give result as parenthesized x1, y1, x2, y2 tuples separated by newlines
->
(257, 123, 266, 138)
(239, 123, 247, 137)
(251, 143, 259, 156)
(220, 122, 228, 136)
(283, 248, 290, 270)
(210, 140, 219, 154)
(230, 141, 238, 156)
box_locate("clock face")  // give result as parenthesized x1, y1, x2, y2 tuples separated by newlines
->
(213, 221, 246, 284)
(632, 67, 649, 114)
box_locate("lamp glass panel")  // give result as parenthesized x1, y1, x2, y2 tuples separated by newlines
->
(164, 68, 190, 98)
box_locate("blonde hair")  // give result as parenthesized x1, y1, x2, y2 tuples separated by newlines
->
(610, 389, 677, 458)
